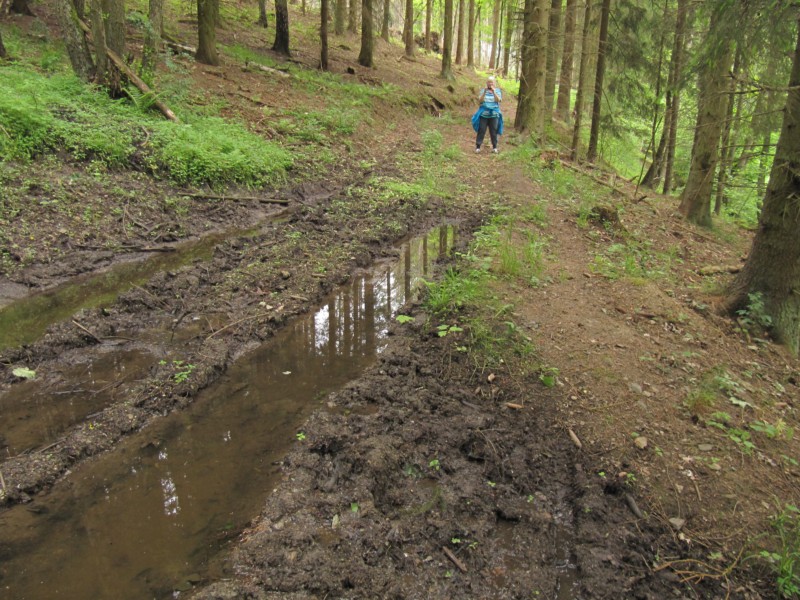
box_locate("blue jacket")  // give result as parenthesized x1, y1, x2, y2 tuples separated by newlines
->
(472, 106, 504, 135)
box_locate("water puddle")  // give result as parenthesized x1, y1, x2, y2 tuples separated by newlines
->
(0, 221, 278, 350)
(0, 348, 153, 455)
(0, 225, 454, 600)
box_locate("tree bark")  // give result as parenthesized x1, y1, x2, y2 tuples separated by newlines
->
(569, 0, 592, 160)
(441, 0, 453, 78)
(455, 0, 464, 63)
(678, 10, 732, 227)
(714, 47, 740, 214)
(56, 0, 95, 81)
(90, 0, 108, 84)
(543, 0, 561, 113)
(639, 0, 668, 188)
(555, 0, 576, 121)
(662, 0, 687, 195)
(381, 0, 390, 41)
(0, 30, 6, 59)
(197, 0, 220, 64)
(515, 0, 548, 138)
(489, 0, 501, 69)
(334, 0, 346, 33)
(358, 0, 374, 66)
(348, 0, 359, 33)
(258, 0, 269, 27)
(141, 0, 163, 78)
(467, 0, 475, 65)
(725, 20, 800, 355)
(272, 0, 291, 55)
(585, 0, 609, 163)
(501, 0, 515, 76)
(404, 0, 415, 55)
(102, 0, 125, 57)
(321, 0, 329, 69)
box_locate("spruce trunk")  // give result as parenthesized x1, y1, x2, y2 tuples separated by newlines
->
(585, 0, 609, 163)
(543, 0, 560, 113)
(725, 20, 800, 355)
(569, 0, 592, 160)
(455, 0, 464, 63)
(441, 0, 454, 78)
(467, 0, 475, 65)
(358, 0, 374, 67)
(404, 0, 415, 55)
(321, 0, 329, 69)
(555, 0, 576, 122)
(56, 0, 95, 81)
(197, 0, 220, 64)
(273, 0, 291, 55)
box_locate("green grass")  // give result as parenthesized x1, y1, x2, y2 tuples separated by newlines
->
(0, 66, 293, 187)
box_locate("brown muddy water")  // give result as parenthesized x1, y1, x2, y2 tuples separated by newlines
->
(0, 225, 454, 600)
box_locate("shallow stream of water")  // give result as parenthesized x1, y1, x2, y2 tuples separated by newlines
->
(0, 225, 453, 600)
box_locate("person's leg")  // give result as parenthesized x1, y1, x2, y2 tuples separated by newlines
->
(476, 116, 489, 150)
(488, 117, 499, 149)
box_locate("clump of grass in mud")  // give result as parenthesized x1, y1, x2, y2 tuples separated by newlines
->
(423, 218, 538, 376)
(756, 503, 800, 598)
(589, 240, 677, 283)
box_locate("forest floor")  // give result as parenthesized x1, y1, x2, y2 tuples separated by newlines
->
(1, 3, 799, 599)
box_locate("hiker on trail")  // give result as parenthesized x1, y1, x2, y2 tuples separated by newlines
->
(472, 76, 504, 154)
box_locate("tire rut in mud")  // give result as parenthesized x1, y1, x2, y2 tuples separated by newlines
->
(192, 317, 684, 599)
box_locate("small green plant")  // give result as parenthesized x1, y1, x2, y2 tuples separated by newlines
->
(296, 432, 306, 441)
(159, 359, 196, 383)
(396, 314, 415, 324)
(428, 458, 441, 471)
(758, 504, 800, 598)
(436, 324, 464, 337)
(539, 366, 559, 388)
(736, 292, 773, 334)
(350, 502, 359, 513)
(486, 480, 496, 488)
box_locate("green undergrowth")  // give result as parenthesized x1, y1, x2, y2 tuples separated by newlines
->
(422, 215, 541, 380)
(0, 66, 292, 187)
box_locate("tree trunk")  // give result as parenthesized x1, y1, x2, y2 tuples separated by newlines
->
(197, 0, 220, 64)
(455, 0, 464, 63)
(639, 0, 668, 188)
(141, 0, 163, 78)
(585, 0, 609, 163)
(11, 0, 34, 15)
(56, 0, 95, 81)
(516, 0, 548, 138)
(321, 0, 329, 69)
(357, 0, 373, 66)
(102, 0, 125, 57)
(380, 0, 389, 40)
(501, 0, 514, 76)
(348, 0, 359, 34)
(334, 0, 346, 33)
(441, 0, 453, 78)
(555, 0, 576, 121)
(714, 47, 740, 214)
(724, 20, 800, 355)
(404, 0, 415, 54)
(569, 0, 592, 160)
(662, 0, 687, 195)
(678, 11, 732, 227)
(467, 0, 475, 65)
(0, 30, 6, 59)
(543, 0, 560, 113)
(273, 0, 291, 55)
(90, 0, 108, 84)
(488, 0, 501, 69)
(258, 0, 269, 27)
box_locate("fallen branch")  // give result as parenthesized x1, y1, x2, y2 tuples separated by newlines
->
(560, 159, 644, 202)
(206, 311, 271, 340)
(164, 37, 196, 55)
(77, 19, 179, 122)
(182, 192, 289, 205)
(568, 428, 583, 450)
(697, 264, 742, 276)
(72, 320, 101, 343)
(250, 63, 291, 78)
(442, 546, 468, 573)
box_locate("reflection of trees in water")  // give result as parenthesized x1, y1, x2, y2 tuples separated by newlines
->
(305, 226, 453, 361)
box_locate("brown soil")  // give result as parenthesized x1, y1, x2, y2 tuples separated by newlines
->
(1, 3, 798, 599)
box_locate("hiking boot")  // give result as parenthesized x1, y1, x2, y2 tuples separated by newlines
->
(492, 147, 499, 154)
(475, 147, 481, 153)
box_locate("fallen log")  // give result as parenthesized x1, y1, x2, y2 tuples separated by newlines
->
(181, 192, 290, 205)
(77, 19, 179, 122)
